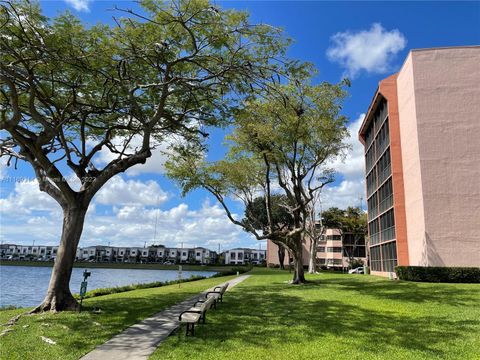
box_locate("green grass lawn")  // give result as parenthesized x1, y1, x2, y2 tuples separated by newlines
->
(0, 275, 236, 360)
(2, 269, 479, 360)
(151, 268, 480, 360)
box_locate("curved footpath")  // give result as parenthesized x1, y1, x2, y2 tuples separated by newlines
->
(80, 274, 251, 360)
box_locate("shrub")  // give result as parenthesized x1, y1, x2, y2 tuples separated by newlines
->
(211, 266, 252, 277)
(75, 275, 207, 299)
(395, 266, 480, 283)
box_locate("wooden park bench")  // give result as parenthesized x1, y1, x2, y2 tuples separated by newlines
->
(178, 295, 216, 336)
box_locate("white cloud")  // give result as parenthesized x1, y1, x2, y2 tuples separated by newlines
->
(321, 178, 366, 211)
(94, 177, 169, 206)
(329, 114, 365, 180)
(320, 114, 367, 211)
(0, 175, 256, 250)
(92, 135, 179, 176)
(0, 180, 59, 215)
(327, 23, 407, 78)
(64, 0, 92, 12)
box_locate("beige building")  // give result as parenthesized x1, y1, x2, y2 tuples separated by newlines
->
(266, 229, 367, 269)
(359, 46, 480, 275)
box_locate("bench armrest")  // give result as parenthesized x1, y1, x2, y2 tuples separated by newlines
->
(178, 310, 201, 321)
(193, 299, 207, 307)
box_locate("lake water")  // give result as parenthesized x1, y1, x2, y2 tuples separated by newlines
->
(0, 265, 216, 308)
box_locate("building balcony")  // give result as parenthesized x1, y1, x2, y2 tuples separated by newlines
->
(378, 163, 391, 185)
(379, 194, 394, 214)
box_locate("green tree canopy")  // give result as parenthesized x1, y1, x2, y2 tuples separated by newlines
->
(0, 0, 290, 311)
(167, 76, 350, 283)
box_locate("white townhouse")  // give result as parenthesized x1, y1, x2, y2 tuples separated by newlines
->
(154, 246, 166, 262)
(2, 243, 220, 264)
(179, 248, 194, 263)
(225, 248, 266, 265)
(166, 248, 179, 263)
(194, 247, 217, 264)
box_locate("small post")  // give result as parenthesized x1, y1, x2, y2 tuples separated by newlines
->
(178, 265, 183, 288)
(79, 269, 91, 313)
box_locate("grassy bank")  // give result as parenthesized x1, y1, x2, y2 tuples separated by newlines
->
(2, 269, 478, 360)
(0, 274, 236, 360)
(0, 260, 246, 272)
(152, 268, 480, 360)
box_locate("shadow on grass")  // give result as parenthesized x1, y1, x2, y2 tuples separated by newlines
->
(160, 278, 479, 359)
(19, 287, 213, 357)
(311, 276, 480, 306)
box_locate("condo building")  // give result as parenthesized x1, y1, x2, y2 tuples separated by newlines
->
(266, 229, 367, 269)
(359, 46, 480, 275)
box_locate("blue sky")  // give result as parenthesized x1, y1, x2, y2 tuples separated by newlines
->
(1, 1, 479, 250)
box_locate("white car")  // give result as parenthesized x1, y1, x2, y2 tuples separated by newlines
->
(348, 267, 364, 274)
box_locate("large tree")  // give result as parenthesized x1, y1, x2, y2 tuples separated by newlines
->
(167, 77, 349, 284)
(0, 0, 288, 311)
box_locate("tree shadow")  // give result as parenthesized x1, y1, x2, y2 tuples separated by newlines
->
(158, 279, 479, 359)
(312, 276, 480, 306)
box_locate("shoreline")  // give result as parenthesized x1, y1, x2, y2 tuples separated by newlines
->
(0, 260, 247, 272)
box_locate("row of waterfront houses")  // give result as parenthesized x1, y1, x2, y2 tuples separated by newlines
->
(0, 243, 266, 265)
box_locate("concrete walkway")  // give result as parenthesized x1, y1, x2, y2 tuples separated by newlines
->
(80, 274, 251, 360)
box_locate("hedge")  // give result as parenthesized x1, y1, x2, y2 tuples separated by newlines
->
(395, 266, 480, 283)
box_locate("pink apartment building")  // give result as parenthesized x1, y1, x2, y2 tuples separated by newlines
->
(266, 229, 367, 269)
(359, 46, 480, 276)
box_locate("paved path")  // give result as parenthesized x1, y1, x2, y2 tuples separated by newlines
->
(80, 274, 251, 360)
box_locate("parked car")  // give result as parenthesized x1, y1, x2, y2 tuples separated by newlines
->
(348, 267, 364, 274)
(163, 261, 173, 265)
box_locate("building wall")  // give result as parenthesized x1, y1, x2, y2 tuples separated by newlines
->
(405, 47, 480, 266)
(397, 53, 427, 265)
(363, 46, 480, 272)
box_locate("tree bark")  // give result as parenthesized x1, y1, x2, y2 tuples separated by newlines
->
(308, 236, 317, 274)
(291, 239, 306, 284)
(278, 244, 285, 270)
(31, 205, 88, 313)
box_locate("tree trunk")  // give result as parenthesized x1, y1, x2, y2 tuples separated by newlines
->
(31, 206, 88, 313)
(291, 241, 306, 284)
(278, 245, 285, 270)
(308, 236, 317, 274)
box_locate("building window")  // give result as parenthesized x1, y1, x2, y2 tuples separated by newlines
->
(377, 148, 391, 185)
(327, 247, 342, 253)
(381, 241, 397, 272)
(380, 209, 396, 242)
(367, 169, 377, 197)
(368, 193, 378, 219)
(317, 247, 326, 252)
(378, 178, 393, 214)
(369, 219, 380, 245)
(231, 252, 236, 260)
